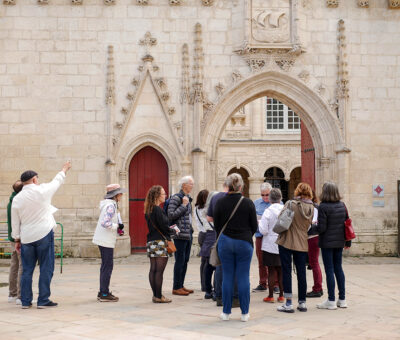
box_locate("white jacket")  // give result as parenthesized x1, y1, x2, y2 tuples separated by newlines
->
(259, 203, 283, 254)
(11, 171, 65, 244)
(92, 199, 119, 248)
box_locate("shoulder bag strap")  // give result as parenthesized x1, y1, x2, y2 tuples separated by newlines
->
(148, 213, 167, 241)
(215, 196, 244, 244)
(195, 207, 204, 226)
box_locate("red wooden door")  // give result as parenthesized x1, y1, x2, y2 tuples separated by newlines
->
(129, 146, 169, 253)
(301, 121, 315, 191)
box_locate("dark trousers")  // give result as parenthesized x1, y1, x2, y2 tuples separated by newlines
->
(255, 237, 268, 287)
(99, 246, 114, 295)
(321, 248, 345, 301)
(279, 245, 307, 303)
(203, 258, 215, 294)
(21, 230, 54, 307)
(173, 238, 192, 290)
(215, 263, 239, 299)
(200, 256, 207, 291)
(308, 237, 323, 292)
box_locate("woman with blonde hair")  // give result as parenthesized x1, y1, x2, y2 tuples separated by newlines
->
(276, 182, 314, 313)
(144, 185, 173, 303)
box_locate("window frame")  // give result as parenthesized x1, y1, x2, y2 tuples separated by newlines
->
(265, 97, 301, 134)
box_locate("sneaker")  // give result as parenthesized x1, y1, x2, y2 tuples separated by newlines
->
(337, 299, 348, 308)
(306, 290, 323, 298)
(97, 293, 119, 302)
(211, 292, 216, 301)
(216, 297, 222, 306)
(317, 299, 337, 310)
(297, 302, 307, 312)
(241, 313, 250, 322)
(277, 304, 294, 313)
(277, 296, 285, 303)
(263, 296, 275, 303)
(273, 287, 280, 294)
(21, 304, 32, 309)
(37, 301, 58, 309)
(220, 312, 230, 321)
(8, 296, 17, 303)
(252, 284, 267, 292)
(232, 298, 240, 308)
(15, 298, 22, 305)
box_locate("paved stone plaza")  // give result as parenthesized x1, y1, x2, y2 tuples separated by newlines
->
(0, 255, 399, 340)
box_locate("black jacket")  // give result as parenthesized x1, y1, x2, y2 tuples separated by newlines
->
(214, 193, 258, 246)
(311, 201, 348, 248)
(145, 205, 172, 242)
(167, 190, 192, 241)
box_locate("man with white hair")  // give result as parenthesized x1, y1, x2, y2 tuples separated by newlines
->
(252, 182, 273, 292)
(168, 176, 195, 296)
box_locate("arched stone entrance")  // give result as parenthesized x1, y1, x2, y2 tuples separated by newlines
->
(202, 71, 345, 195)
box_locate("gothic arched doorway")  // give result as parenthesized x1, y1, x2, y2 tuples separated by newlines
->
(228, 167, 250, 198)
(128, 146, 169, 253)
(265, 167, 289, 202)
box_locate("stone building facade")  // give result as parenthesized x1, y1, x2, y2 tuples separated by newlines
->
(0, 0, 399, 256)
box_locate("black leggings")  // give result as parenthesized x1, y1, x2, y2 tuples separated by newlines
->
(267, 265, 283, 298)
(149, 257, 168, 299)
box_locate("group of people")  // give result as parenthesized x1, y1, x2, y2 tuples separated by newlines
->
(6, 164, 351, 321)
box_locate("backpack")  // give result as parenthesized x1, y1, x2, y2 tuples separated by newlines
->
(163, 192, 185, 224)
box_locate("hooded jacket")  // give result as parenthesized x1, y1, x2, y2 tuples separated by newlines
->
(276, 198, 314, 252)
(92, 199, 119, 248)
(259, 203, 283, 254)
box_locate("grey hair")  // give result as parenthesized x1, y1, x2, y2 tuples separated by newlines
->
(178, 175, 194, 189)
(260, 182, 272, 192)
(225, 173, 244, 193)
(269, 188, 282, 204)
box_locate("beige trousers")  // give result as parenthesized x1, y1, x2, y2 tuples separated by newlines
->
(9, 244, 22, 298)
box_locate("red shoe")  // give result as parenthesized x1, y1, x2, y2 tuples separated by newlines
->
(277, 296, 285, 303)
(263, 296, 275, 303)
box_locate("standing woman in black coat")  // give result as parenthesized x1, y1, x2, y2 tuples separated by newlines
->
(144, 185, 173, 303)
(310, 182, 351, 310)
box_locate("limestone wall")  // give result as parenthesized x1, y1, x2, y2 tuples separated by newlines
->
(0, 0, 399, 256)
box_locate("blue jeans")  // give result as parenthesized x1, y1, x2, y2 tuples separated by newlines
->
(21, 230, 54, 307)
(218, 233, 253, 315)
(99, 246, 114, 295)
(278, 245, 307, 303)
(173, 238, 192, 290)
(321, 248, 345, 301)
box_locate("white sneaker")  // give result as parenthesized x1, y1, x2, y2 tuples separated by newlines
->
(297, 302, 307, 312)
(241, 313, 250, 322)
(317, 299, 337, 310)
(8, 296, 16, 303)
(337, 299, 347, 308)
(220, 312, 230, 321)
(277, 304, 295, 313)
(15, 298, 22, 305)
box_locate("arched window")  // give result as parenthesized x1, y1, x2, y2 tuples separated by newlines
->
(266, 97, 301, 133)
(264, 167, 289, 202)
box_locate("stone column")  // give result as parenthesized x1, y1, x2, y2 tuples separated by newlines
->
(248, 177, 265, 201)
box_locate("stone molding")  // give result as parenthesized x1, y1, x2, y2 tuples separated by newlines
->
(136, 0, 148, 4)
(71, 0, 83, 4)
(169, 0, 181, 4)
(106, 45, 115, 105)
(180, 44, 190, 104)
(104, 0, 115, 5)
(3, 0, 16, 4)
(326, 0, 339, 7)
(358, 0, 369, 7)
(201, 0, 214, 5)
(389, 0, 400, 8)
(38, 0, 49, 4)
(337, 19, 349, 100)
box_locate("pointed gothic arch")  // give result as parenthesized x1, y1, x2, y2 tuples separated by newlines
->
(203, 70, 346, 194)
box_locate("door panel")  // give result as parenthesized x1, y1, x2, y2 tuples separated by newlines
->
(129, 146, 168, 252)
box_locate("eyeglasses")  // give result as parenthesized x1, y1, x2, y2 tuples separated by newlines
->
(261, 194, 269, 197)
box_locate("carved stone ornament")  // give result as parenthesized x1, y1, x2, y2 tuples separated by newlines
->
(236, 1, 304, 72)
(71, 0, 83, 4)
(139, 32, 157, 55)
(326, 0, 339, 7)
(3, 0, 16, 5)
(136, 0, 148, 4)
(106, 45, 115, 105)
(298, 70, 310, 82)
(37, 0, 49, 4)
(232, 70, 243, 84)
(357, 0, 369, 7)
(201, 0, 214, 5)
(169, 0, 181, 4)
(215, 83, 225, 97)
(104, 0, 115, 5)
(389, 0, 400, 8)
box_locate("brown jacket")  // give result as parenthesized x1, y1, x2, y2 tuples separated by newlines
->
(276, 198, 314, 252)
